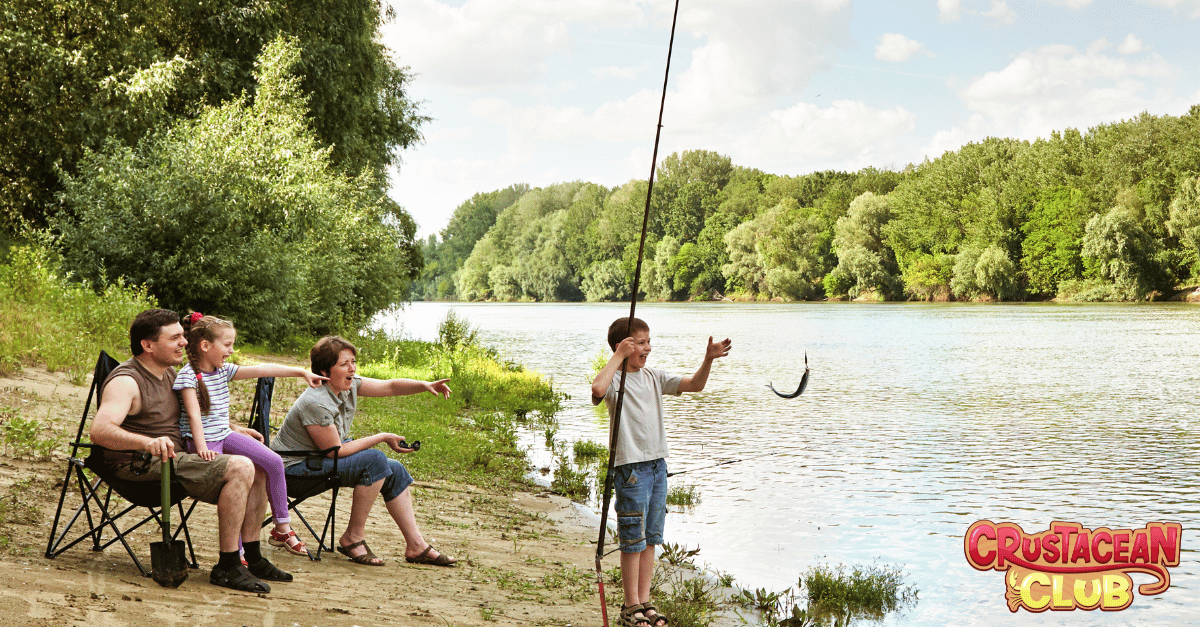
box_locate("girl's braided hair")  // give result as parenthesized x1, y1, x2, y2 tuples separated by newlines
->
(181, 313, 235, 414)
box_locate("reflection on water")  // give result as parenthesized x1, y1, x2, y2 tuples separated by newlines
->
(378, 301, 1200, 625)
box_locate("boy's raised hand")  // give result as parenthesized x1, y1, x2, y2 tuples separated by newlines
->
(615, 336, 640, 359)
(706, 336, 732, 360)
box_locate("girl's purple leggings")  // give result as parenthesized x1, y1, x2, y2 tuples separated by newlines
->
(187, 430, 290, 525)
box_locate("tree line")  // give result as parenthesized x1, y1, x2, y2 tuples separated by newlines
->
(2, 0, 426, 342)
(415, 108, 1200, 303)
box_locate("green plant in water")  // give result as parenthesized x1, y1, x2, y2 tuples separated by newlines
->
(550, 451, 589, 500)
(658, 543, 701, 567)
(666, 483, 700, 507)
(573, 439, 608, 462)
(802, 562, 917, 622)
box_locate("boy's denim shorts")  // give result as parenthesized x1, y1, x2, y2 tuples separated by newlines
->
(613, 458, 668, 553)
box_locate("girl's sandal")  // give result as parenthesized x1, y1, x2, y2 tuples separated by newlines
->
(640, 603, 669, 627)
(618, 604, 651, 627)
(269, 528, 310, 557)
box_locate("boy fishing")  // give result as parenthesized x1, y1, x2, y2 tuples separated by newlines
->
(592, 316, 731, 627)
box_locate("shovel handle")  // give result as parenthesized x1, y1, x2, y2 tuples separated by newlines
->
(160, 458, 171, 543)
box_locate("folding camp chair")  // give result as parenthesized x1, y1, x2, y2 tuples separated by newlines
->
(250, 377, 342, 561)
(45, 351, 199, 575)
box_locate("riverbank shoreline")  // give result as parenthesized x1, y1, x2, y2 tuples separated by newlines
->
(0, 365, 609, 626)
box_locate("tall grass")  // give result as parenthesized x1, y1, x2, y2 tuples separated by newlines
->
(0, 245, 154, 383)
(352, 323, 565, 485)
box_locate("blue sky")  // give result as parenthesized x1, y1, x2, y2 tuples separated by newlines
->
(379, 0, 1200, 238)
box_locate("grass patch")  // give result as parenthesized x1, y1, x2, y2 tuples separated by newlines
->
(666, 483, 700, 507)
(731, 561, 918, 626)
(0, 244, 154, 383)
(573, 439, 607, 462)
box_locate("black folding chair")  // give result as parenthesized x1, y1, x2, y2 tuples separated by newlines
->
(250, 377, 342, 561)
(45, 351, 199, 575)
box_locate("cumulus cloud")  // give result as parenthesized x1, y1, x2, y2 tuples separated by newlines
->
(732, 100, 916, 171)
(938, 0, 963, 22)
(1141, 0, 1200, 17)
(980, 1, 1018, 25)
(380, 0, 644, 88)
(1117, 34, 1149, 54)
(957, 43, 1179, 140)
(874, 33, 930, 62)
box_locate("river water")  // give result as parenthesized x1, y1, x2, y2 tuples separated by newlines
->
(378, 301, 1200, 625)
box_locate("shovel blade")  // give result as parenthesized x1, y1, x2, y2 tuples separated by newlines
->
(151, 539, 189, 588)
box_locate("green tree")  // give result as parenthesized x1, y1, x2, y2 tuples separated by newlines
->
(55, 37, 419, 342)
(1020, 187, 1090, 295)
(1081, 203, 1171, 300)
(1166, 176, 1200, 279)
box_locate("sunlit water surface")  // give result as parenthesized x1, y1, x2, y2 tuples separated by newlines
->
(378, 301, 1200, 625)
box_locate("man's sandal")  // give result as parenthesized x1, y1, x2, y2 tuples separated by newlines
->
(210, 563, 271, 593)
(640, 603, 669, 627)
(336, 539, 385, 566)
(405, 544, 457, 566)
(268, 528, 310, 557)
(618, 604, 651, 627)
(248, 558, 293, 582)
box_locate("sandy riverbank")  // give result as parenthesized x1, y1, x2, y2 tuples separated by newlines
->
(0, 366, 608, 627)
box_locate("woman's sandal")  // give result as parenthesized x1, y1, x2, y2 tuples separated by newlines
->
(405, 544, 456, 566)
(336, 539, 385, 566)
(640, 603, 669, 627)
(268, 528, 310, 557)
(618, 603, 651, 627)
(209, 563, 271, 593)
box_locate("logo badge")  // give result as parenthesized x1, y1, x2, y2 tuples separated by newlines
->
(964, 520, 1182, 612)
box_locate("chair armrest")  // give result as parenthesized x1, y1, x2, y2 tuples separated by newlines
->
(274, 446, 341, 473)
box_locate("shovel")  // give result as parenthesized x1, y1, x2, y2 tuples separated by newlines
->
(150, 458, 189, 588)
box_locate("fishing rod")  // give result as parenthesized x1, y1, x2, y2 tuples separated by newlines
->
(666, 450, 782, 477)
(594, 1, 682, 625)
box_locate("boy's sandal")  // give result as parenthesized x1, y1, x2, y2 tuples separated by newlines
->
(337, 539, 385, 566)
(640, 603, 669, 627)
(268, 528, 310, 557)
(618, 604, 651, 627)
(405, 544, 457, 566)
(247, 558, 293, 582)
(210, 563, 271, 593)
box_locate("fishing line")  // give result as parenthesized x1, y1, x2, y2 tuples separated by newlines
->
(594, 0, 682, 624)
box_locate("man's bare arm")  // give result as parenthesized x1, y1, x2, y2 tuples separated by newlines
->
(89, 375, 177, 459)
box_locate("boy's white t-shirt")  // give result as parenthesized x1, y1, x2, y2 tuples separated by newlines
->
(602, 366, 683, 467)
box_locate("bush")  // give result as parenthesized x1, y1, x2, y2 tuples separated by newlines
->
(55, 37, 421, 344)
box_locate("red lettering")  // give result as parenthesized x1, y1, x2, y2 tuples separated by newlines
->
(1070, 532, 1091, 563)
(1021, 536, 1041, 562)
(1129, 531, 1150, 563)
(968, 522, 996, 567)
(1053, 523, 1078, 564)
(1114, 532, 1130, 563)
(1042, 533, 1061, 563)
(997, 525, 1021, 568)
(1092, 531, 1112, 563)
(1150, 524, 1180, 565)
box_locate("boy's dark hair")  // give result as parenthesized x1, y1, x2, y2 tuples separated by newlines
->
(311, 336, 357, 377)
(129, 309, 180, 356)
(607, 317, 649, 351)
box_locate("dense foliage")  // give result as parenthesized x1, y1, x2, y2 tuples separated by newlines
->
(55, 38, 421, 343)
(415, 110, 1200, 303)
(1, 0, 425, 230)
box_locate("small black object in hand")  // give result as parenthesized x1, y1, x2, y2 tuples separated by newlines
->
(399, 439, 421, 452)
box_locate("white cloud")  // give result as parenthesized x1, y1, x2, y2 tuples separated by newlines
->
(1117, 34, 1149, 54)
(380, 0, 644, 88)
(1139, 0, 1200, 18)
(1042, 0, 1094, 8)
(874, 33, 930, 62)
(957, 43, 1179, 140)
(732, 100, 916, 171)
(938, 0, 963, 22)
(591, 64, 646, 80)
(980, 1, 1018, 25)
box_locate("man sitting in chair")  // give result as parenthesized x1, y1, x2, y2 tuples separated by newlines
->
(90, 308, 291, 593)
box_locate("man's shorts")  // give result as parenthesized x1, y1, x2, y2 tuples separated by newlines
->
(110, 453, 230, 504)
(613, 458, 668, 553)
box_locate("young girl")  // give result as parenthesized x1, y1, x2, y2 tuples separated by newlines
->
(175, 313, 327, 557)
